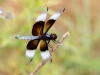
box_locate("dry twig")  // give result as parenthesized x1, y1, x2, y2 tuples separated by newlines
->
(30, 32, 69, 75)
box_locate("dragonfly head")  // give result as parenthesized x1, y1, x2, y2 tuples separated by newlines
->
(50, 33, 57, 40)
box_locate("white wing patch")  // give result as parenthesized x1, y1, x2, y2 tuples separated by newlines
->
(26, 50, 35, 58)
(50, 13, 61, 20)
(41, 51, 50, 60)
(36, 13, 47, 22)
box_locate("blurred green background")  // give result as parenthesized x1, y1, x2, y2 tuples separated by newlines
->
(0, 0, 100, 75)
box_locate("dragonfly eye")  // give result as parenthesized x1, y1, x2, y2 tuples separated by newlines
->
(51, 33, 57, 39)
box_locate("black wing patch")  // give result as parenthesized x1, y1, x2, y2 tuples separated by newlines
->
(40, 40, 48, 52)
(27, 40, 40, 50)
(32, 7, 48, 36)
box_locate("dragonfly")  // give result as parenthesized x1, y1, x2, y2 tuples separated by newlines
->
(15, 7, 65, 62)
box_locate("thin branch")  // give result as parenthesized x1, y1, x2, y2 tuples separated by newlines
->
(30, 32, 69, 75)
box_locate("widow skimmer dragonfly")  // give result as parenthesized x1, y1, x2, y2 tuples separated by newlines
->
(15, 7, 65, 62)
